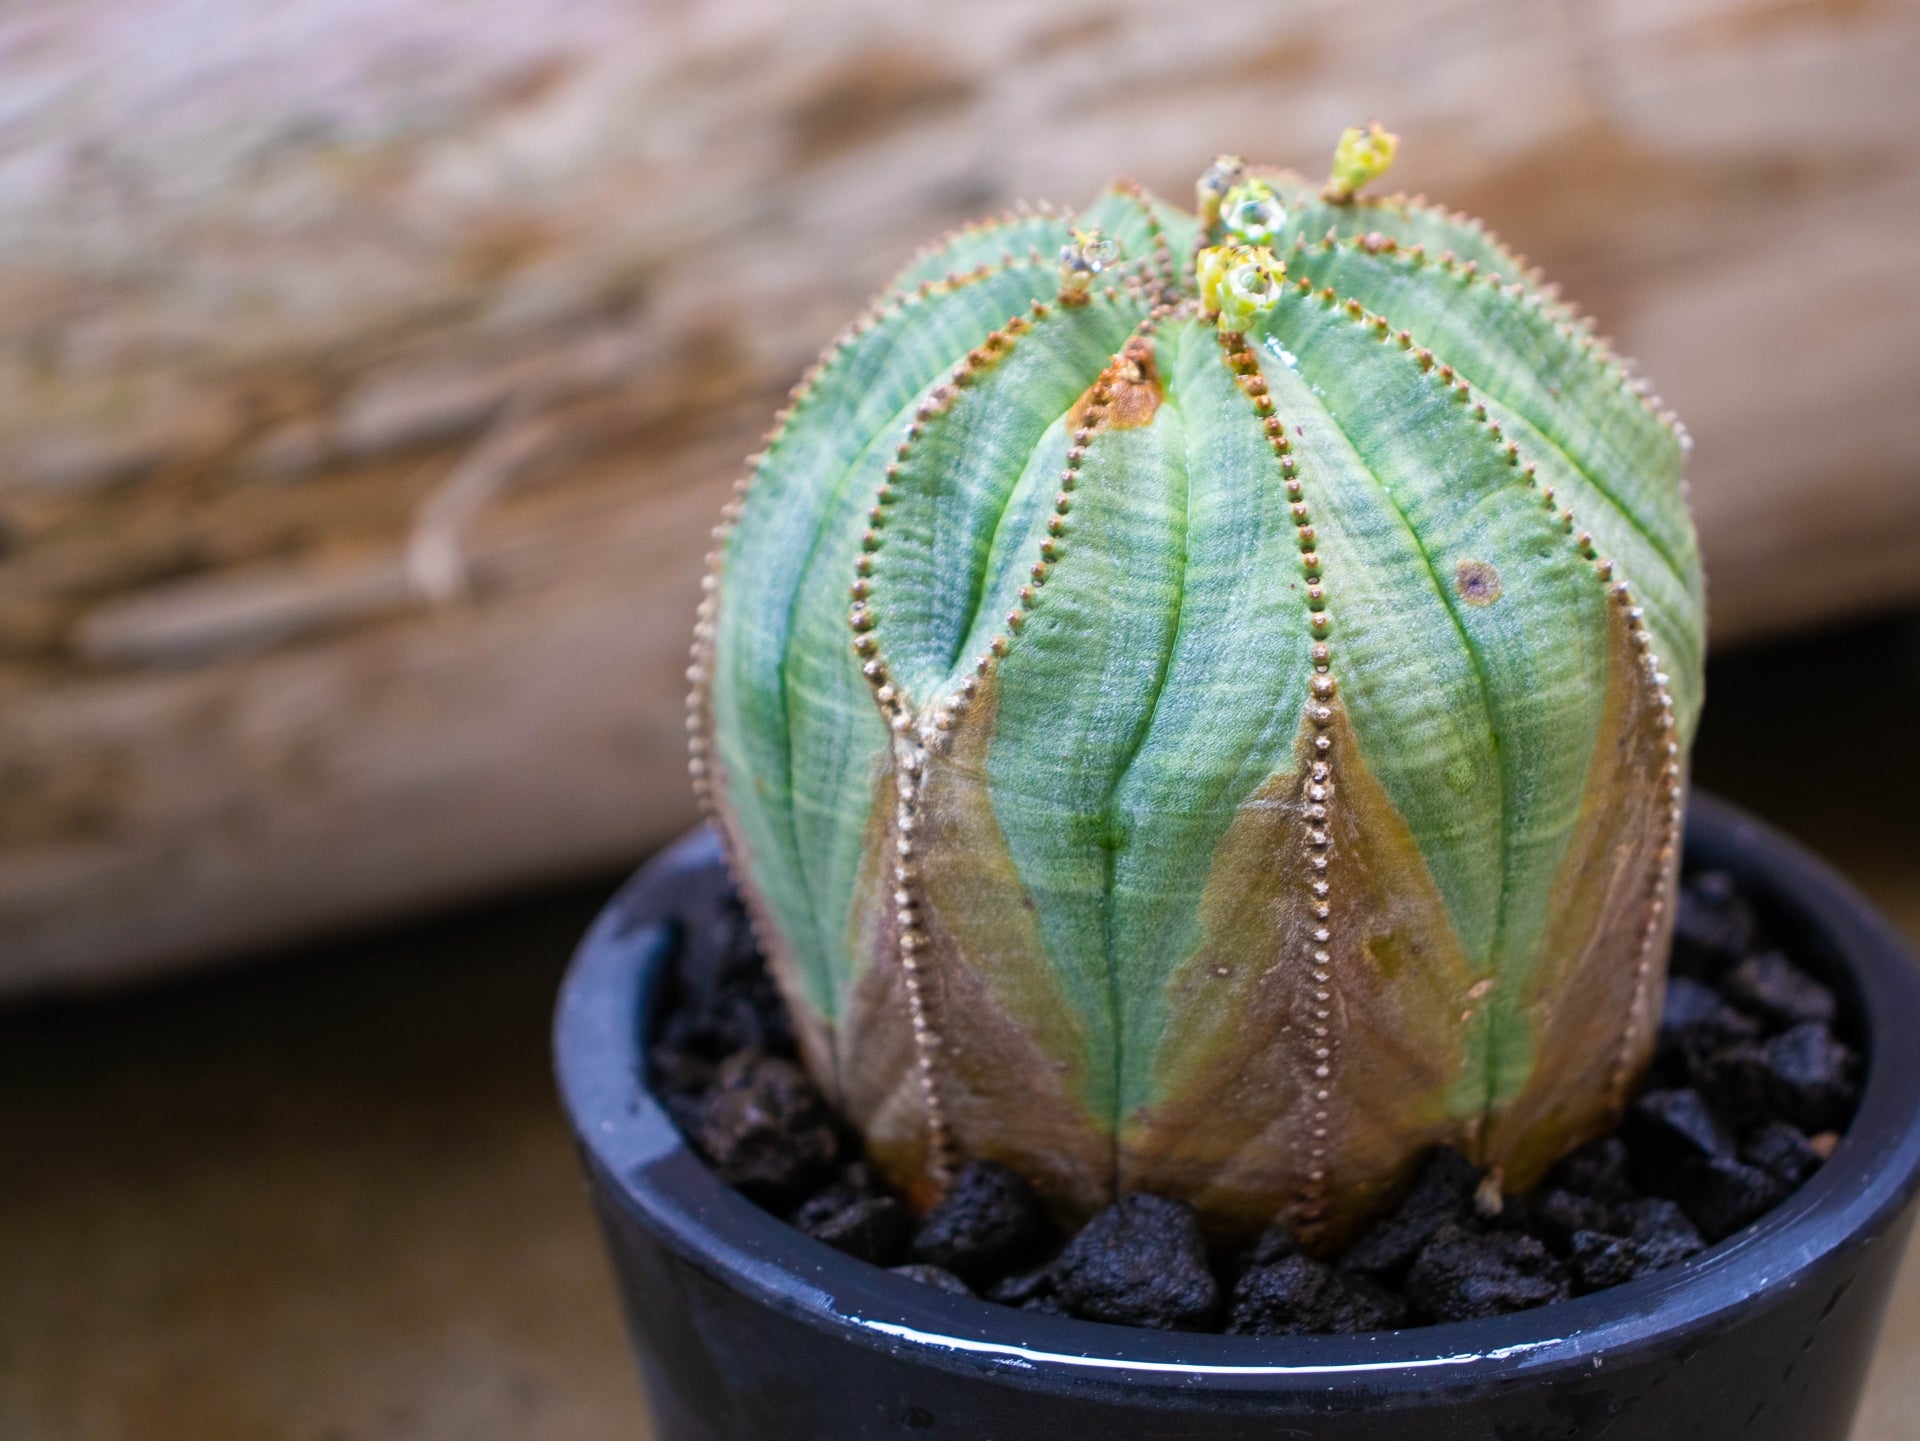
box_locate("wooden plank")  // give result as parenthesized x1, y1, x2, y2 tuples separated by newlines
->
(4, 0, 1918, 988)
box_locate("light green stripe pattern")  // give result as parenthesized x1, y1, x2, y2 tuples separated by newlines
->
(704, 162, 1705, 1208)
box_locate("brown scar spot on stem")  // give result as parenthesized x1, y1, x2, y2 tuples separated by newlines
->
(1069, 336, 1163, 432)
(1455, 559, 1502, 606)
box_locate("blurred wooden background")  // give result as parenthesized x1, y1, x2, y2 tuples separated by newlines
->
(3, 0, 1917, 992)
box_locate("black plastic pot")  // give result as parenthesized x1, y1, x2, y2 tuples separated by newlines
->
(555, 793, 1920, 1439)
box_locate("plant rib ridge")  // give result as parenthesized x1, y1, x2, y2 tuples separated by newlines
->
(852, 292, 1170, 1187)
(1216, 321, 1345, 1237)
(1257, 279, 1508, 1094)
(1285, 233, 1693, 585)
(692, 256, 1053, 1040)
(1312, 280, 1688, 1136)
(1086, 307, 1190, 1194)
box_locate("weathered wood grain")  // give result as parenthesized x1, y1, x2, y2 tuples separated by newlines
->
(4, 0, 1917, 989)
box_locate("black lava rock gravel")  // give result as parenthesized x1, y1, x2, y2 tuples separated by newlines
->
(909, 1159, 1045, 1282)
(645, 873, 1858, 1335)
(1048, 1194, 1221, 1330)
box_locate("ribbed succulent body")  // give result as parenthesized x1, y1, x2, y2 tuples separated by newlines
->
(690, 139, 1705, 1245)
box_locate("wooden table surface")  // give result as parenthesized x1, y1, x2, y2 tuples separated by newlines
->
(2, 615, 1916, 1440)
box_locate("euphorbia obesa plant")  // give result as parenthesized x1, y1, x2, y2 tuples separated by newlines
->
(688, 127, 1705, 1247)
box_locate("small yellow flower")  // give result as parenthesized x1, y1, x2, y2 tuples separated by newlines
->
(1197, 244, 1285, 328)
(1325, 121, 1399, 202)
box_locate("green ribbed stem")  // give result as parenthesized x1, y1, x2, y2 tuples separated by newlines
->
(691, 145, 1704, 1242)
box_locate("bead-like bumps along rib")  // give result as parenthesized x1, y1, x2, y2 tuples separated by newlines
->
(697, 151, 1706, 1245)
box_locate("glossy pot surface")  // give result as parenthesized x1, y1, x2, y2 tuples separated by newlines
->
(555, 794, 1920, 1439)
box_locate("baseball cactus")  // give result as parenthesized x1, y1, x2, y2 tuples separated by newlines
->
(689, 127, 1705, 1246)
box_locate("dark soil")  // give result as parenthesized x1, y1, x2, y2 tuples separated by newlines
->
(1047, 1193, 1220, 1330)
(644, 868, 1859, 1334)
(910, 1158, 1046, 1282)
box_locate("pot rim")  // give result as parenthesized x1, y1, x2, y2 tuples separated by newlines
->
(555, 791, 1920, 1395)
